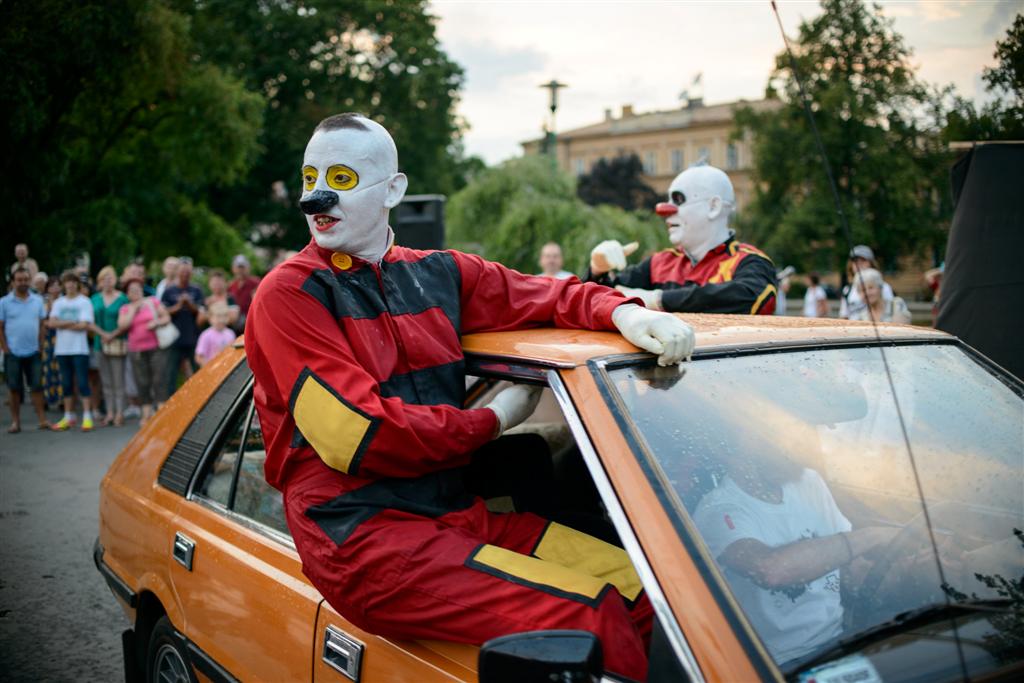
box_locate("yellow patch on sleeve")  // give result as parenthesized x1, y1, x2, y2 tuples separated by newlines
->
(468, 544, 611, 605)
(292, 371, 375, 474)
(750, 283, 777, 314)
(533, 522, 644, 601)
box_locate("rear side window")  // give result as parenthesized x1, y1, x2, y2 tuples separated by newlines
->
(159, 359, 252, 495)
(193, 397, 289, 538)
(233, 409, 288, 535)
(195, 410, 246, 506)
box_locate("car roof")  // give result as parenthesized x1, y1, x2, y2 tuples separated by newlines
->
(460, 314, 950, 367)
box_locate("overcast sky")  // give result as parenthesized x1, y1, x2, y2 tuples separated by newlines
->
(429, 0, 1020, 164)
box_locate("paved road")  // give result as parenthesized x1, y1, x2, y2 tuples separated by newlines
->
(0, 401, 136, 682)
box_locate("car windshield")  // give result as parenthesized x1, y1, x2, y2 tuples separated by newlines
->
(604, 343, 1023, 671)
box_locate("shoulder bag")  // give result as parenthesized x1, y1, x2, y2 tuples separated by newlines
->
(145, 297, 180, 350)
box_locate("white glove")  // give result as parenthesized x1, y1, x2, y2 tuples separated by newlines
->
(486, 384, 543, 436)
(612, 303, 695, 366)
(615, 285, 663, 311)
(590, 240, 639, 275)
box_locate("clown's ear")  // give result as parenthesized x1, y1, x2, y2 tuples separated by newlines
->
(707, 195, 724, 220)
(383, 173, 409, 209)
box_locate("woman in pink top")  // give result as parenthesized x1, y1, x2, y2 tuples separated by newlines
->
(116, 279, 171, 423)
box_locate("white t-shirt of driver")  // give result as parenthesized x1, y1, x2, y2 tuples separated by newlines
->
(693, 468, 852, 664)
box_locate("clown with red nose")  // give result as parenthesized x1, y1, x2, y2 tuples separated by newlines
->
(586, 163, 777, 315)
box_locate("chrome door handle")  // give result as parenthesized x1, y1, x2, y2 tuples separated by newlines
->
(323, 626, 363, 680)
(173, 532, 195, 571)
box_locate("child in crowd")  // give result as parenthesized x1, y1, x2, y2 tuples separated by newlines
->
(48, 271, 99, 431)
(194, 303, 236, 367)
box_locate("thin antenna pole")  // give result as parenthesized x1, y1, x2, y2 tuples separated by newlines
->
(768, 2, 968, 679)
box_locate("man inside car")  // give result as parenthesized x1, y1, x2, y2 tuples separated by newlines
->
(584, 163, 778, 315)
(692, 440, 901, 664)
(245, 113, 696, 680)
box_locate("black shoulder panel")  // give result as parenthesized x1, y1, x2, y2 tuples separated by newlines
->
(157, 359, 253, 496)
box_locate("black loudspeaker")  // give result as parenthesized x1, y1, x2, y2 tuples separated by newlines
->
(393, 194, 446, 250)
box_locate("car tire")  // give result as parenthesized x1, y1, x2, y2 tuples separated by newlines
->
(146, 616, 198, 683)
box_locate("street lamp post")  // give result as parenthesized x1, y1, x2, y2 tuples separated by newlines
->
(539, 79, 567, 159)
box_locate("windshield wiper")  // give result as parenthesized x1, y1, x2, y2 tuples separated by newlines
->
(783, 599, 1014, 677)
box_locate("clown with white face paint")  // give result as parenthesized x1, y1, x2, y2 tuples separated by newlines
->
(586, 163, 778, 315)
(300, 116, 409, 262)
(246, 113, 695, 680)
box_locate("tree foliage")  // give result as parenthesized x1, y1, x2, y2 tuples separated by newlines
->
(1, 0, 473, 275)
(179, 0, 473, 252)
(576, 154, 661, 211)
(447, 156, 668, 275)
(0, 0, 264, 273)
(942, 13, 1024, 143)
(734, 0, 953, 273)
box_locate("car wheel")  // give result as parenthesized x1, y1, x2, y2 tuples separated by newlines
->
(146, 616, 197, 683)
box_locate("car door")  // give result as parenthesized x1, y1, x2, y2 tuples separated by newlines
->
(170, 388, 323, 681)
(312, 601, 479, 683)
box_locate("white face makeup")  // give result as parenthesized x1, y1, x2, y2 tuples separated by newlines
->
(663, 165, 735, 262)
(300, 118, 408, 262)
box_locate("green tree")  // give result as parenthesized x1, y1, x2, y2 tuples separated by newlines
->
(180, 0, 473, 252)
(942, 13, 1024, 143)
(577, 154, 661, 211)
(985, 13, 1024, 103)
(734, 0, 952, 273)
(447, 156, 667, 275)
(0, 0, 264, 274)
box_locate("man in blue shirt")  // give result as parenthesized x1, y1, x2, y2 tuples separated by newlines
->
(0, 266, 48, 431)
(160, 257, 204, 397)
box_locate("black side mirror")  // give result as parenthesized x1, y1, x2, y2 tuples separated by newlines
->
(478, 630, 603, 683)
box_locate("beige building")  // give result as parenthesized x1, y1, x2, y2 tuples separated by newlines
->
(522, 98, 780, 211)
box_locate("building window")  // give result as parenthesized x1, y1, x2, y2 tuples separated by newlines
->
(698, 146, 710, 165)
(574, 158, 586, 176)
(671, 149, 684, 173)
(726, 144, 739, 170)
(643, 151, 657, 175)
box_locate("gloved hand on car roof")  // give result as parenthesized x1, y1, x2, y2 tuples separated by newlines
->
(612, 303, 694, 366)
(486, 384, 543, 437)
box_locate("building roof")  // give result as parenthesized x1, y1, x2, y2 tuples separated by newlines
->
(523, 98, 781, 146)
(461, 314, 947, 367)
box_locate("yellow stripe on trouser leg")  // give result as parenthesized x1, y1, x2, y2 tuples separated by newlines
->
(293, 374, 372, 474)
(467, 544, 610, 605)
(533, 522, 643, 602)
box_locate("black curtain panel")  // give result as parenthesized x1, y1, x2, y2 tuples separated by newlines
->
(936, 143, 1024, 380)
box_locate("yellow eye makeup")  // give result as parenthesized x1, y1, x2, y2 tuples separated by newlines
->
(302, 166, 318, 191)
(326, 165, 359, 191)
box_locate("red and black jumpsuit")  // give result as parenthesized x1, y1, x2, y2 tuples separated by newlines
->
(587, 236, 778, 315)
(245, 240, 653, 679)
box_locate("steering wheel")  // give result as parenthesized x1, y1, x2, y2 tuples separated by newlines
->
(850, 512, 933, 626)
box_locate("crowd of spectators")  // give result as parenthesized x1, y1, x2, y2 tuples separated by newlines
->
(1, 243, 260, 433)
(774, 244, 912, 324)
(4, 237, 921, 433)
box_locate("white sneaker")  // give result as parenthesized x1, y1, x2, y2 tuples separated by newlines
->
(124, 405, 141, 419)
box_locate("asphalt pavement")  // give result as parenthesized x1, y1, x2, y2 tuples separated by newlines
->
(0, 399, 135, 682)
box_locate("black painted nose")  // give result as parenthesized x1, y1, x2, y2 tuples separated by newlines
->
(300, 190, 339, 215)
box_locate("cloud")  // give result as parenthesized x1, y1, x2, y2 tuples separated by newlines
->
(918, 1, 963, 23)
(446, 40, 547, 93)
(982, 0, 1021, 36)
(431, 0, 1008, 165)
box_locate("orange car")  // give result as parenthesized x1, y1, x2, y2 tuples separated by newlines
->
(96, 314, 1024, 683)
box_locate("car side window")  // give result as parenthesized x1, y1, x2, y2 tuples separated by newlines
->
(232, 406, 289, 536)
(193, 393, 290, 539)
(195, 405, 246, 507)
